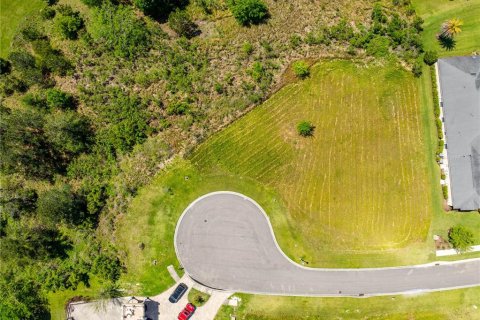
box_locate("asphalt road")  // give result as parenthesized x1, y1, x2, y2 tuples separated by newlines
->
(174, 192, 480, 297)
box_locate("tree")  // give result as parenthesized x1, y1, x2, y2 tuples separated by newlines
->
(297, 121, 315, 137)
(36, 184, 85, 226)
(412, 60, 422, 77)
(81, 0, 103, 7)
(0, 270, 50, 320)
(0, 57, 11, 74)
(89, 3, 151, 59)
(44, 110, 92, 155)
(0, 107, 61, 179)
(55, 9, 83, 40)
(423, 50, 438, 65)
(0, 179, 37, 219)
(292, 61, 310, 79)
(228, 0, 269, 26)
(45, 88, 75, 109)
(168, 9, 199, 38)
(92, 252, 121, 281)
(440, 18, 463, 38)
(448, 225, 474, 252)
(134, 0, 187, 19)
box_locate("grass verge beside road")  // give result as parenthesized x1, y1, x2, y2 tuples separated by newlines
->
(215, 287, 480, 320)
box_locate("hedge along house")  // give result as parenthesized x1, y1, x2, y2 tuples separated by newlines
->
(436, 55, 480, 211)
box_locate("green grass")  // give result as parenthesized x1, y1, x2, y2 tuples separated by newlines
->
(47, 277, 103, 320)
(412, 0, 480, 56)
(215, 287, 480, 320)
(0, 0, 44, 57)
(191, 59, 433, 266)
(188, 288, 210, 307)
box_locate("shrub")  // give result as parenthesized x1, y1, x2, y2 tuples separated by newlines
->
(448, 225, 474, 252)
(0, 58, 11, 75)
(442, 185, 448, 200)
(89, 3, 150, 59)
(44, 111, 92, 155)
(45, 89, 75, 109)
(297, 121, 314, 137)
(167, 101, 190, 115)
(423, 50, 438, 65)
(290, 34, 302, 48)
(134, 0, 187, 19)
(372, 3, 387, 23)
(81, 0, 103, 7)
(55, 10, 83, 40)
(412, 16, 424, 31)
(36, 184, 85, 225)
(168, 9, 199, 38)
(292, 61, 310, 79)
(32, 40, 72, 76)
(249, 61, 265, 82)
(242, 41, 253, 55)
(412, 60, 422, 77)
(366, 36, 390, 57)
(41, 7, 56, 20)
(92, 253, 121, 282)
(44, 0, 58, 5)
(228, 0, 269, 26)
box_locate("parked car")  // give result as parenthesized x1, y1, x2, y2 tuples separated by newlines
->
(169, 283, 188, 303)
(178, 303, 196, 320)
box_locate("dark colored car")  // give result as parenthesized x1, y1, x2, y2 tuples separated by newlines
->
(169, 283, 188, 303)
(178, 303, 196, 320)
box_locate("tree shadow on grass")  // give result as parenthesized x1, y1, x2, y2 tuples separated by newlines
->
(438, 34, 456, 50)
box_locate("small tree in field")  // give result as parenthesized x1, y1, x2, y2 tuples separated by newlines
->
(293, 61, 310, 79)
(228, 0, 269, 26)
(448, 225, 474, 252)
(297, 121, 314, 137)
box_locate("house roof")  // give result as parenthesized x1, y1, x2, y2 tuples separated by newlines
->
(437, 56, 480, 210)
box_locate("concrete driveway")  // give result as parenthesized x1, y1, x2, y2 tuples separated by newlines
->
(175, 192, 480, 297)
(68, 275, 231, 320)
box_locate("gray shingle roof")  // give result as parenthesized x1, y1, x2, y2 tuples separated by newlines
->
(437, 56, 480, 210)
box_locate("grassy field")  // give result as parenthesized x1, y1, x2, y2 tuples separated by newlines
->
(191, 59, 433, 265)
(413, 0, 480, 56)
(215, 287, 480, 320)
(0, 0, 44, 57)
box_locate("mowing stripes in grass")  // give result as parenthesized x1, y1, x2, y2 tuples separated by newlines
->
(190, 60, 432, 262)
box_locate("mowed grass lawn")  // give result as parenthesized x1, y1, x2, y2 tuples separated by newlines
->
(191, 60, 432, 265)
(215, 287, 480, 320)
(413, 0, 480, 56)
(0, 0, 44, 57)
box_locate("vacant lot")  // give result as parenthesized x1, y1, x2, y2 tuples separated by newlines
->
(191, 59, 432, 265)
(413, 0, 480, 56)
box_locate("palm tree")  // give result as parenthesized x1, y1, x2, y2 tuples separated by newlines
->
(440, 18, 463, 38)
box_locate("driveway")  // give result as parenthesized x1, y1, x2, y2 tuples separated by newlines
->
(175, 192, 480, 297)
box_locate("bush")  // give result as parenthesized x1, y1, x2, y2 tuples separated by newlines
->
(423, 50, 438, 65)
(36, 184, 85, 225)
(448, 225, 474, 252)
(134, 0, 187, 19)
(44, 111, 92, 155)
(242, 41, 253, 55)
(89, 3, 151, 59)
(32, 40, 72, 76)
(55, 10, 83, 40)
(292, 61, 310, 79)
(228, 0, 269, 26)
(412, 60, 422, 77)
(92, 253, 121, 282)
(366, 36, 390, 57)
(297, 121, 314, 137)
(167, 101, 190, 115)
(290, 34, 302, 48)
(372, 3, 387, 23)
(442, 185, 448, 200)
(81, 0, 103, 7)
(168, 9, 199, 38)
(0, 58, 11, 75)
(45, 89, 75, 109)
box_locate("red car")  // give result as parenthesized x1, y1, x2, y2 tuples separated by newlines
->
(178, 303, 196, 320)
